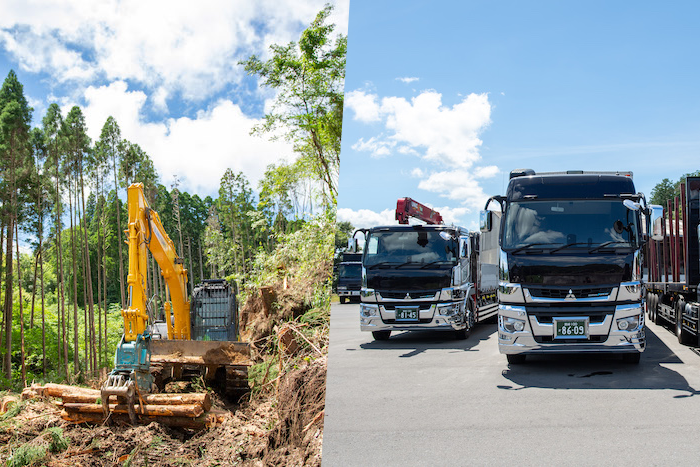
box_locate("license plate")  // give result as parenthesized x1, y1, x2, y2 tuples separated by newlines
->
(395, 308, 419, 320)
(554, 317, 589, 339)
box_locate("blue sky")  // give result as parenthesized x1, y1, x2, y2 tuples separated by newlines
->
(338, 1, 700, 231)
(0, 0, 349, 198)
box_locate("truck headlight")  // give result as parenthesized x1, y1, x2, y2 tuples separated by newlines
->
(437, 303, 460, 316)
(617, 314, 643, 332)
(360, 304, 379, 317)
(499, 315, 526, 333)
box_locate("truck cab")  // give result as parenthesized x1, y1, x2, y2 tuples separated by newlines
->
(337, 252, 362, 304)
(487, 170, 647, 363)
(359, 222, 499, 341)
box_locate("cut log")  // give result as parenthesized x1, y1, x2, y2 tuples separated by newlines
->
(30, 383, 100, 398)
(62, 392, 212, 411)
(63, 402, 204, 418)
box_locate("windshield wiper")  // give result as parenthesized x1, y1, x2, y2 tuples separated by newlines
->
(588, 241, 631, 253)
(420, 260, 454, 269)
(395, 261, 419, 269)
(510, 242, 561, 254)
(367, 262, 398, 270)
(549, 242, 592, 254)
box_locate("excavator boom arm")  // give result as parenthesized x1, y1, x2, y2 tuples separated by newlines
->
(122, 183, 190, 342)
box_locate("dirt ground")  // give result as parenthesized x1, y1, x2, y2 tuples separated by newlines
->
(0, 356, 326, 467)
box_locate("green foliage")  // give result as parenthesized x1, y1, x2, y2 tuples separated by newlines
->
(7, 444, 46, 467)
(650, 178, 676, 206)
(334, 220, 354, 251)
(248, 356, 280, 396)
(651, 171, 700, 207)
(0, 400, 23, 421)
(242, 4, 346, 206)
(245, 211, 334, 300)
(46, 427, 69, 453)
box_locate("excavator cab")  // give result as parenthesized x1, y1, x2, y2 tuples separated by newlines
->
(190, 279, 238, 341)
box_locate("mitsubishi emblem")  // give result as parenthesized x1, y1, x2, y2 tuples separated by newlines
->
(565, 289, 576, 300)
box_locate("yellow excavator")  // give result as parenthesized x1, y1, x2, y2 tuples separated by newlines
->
(101, 183, 250, 423)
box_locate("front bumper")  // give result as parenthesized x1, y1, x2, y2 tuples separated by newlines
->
(360, 302, 466, 332)
(498, 303, 645, 355)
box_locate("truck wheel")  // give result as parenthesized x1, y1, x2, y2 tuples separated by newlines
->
(652, 294, 662, 325)
(676, 300, 692, 345)
(339, 297, 346, 304)
(372, 330, 391, 341)
(454, 327, 470, 340)
(622, 352, 641, 364)
(506, 354, 526, 364)
(649, 293, 657, 323)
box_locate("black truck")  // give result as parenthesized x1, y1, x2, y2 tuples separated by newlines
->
(485, 169, 649, 363)
(337, 252, 362, 304)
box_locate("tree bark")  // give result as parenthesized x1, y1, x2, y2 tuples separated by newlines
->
(15, 223, 26, 386)
(79, 161, 97, 375)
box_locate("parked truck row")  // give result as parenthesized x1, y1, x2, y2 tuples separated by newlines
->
(350, 170, 699, 365)
(645, 176, 700, 346)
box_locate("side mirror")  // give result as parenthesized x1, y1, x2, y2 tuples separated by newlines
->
(623, 199, 641, 211)
(459, 236, 470, 258)
(480, 211, 492, 232)
(650, 204, 664, 241)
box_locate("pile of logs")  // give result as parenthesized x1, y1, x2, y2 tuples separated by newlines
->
(22, 383, 226, 429)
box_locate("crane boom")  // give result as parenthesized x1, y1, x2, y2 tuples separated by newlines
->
(123, 184, 190, 342)
(395, 197, 443, 225)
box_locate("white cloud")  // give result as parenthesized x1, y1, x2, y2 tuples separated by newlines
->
(0, 0, 349, 102)
(348, 88, 496, 210)
(396, 77, 419, 84)
(348, 90, 492, 169)
(351, 136, 394, 157)
(337, 204, 473, 228)
(345, 90, 381, 123)
(82, 81, 295, 195)
(411, 168, 425, 178)
(417, 169, 497, 209)
(431, 205, 472, 225)
(337, 208, 396, 228)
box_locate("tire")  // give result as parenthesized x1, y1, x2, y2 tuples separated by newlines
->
(648, 293, 656, 324)
(506, 354, 526, 364)
(652, 294, 662, 325)
(339, 296, 346, 304)
(622, 352, 641, 364)
(372, 330, 391, 341)
(454, 327, 470, 340)
(676, 300, 692, 345)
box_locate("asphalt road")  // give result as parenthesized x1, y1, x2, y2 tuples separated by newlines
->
(322, 302, 700, 466)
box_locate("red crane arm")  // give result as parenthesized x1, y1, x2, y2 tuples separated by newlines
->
(395, 197, 443, 224)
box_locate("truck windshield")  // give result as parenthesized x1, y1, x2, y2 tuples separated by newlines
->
(339, 263, 361, 278)
(502, 200, 640, 251)
(364, 230, 457, 267)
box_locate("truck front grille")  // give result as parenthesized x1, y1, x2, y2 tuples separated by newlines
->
(380, 291, 438, 300)
(527, 286, 613, 300)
